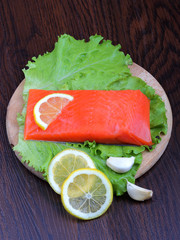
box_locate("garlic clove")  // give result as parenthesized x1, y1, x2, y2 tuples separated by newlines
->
(106, 156, 135, 173)
(127, 181, 153, 201)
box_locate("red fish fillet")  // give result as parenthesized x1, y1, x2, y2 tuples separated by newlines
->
(24, 89, 153, 146)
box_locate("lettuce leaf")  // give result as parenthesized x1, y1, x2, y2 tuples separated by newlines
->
(14, 34, 167, 196)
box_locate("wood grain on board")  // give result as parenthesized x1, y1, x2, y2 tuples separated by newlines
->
(6, 63, 172, 179)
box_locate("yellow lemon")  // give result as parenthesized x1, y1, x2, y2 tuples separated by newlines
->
(47, 149, 96, 194)
(33, 93, 73, 130)
(61, 168, 113, 220)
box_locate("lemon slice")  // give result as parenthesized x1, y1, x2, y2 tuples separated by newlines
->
(47, 149, 96, 194)
(34, 93, 74, 130)
(61, 168, 113, 220)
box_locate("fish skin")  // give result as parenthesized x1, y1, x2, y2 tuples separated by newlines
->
(24, 89, 153, 146)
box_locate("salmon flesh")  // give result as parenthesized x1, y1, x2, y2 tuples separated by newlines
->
(24, 89, 152, 146)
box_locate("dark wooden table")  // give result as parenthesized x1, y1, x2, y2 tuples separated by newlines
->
(1, 0, 180, 239)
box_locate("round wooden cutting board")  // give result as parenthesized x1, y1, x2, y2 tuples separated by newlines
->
(6, 63, 173, 180)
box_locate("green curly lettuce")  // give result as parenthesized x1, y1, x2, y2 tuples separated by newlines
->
(14, 34, 167, 196)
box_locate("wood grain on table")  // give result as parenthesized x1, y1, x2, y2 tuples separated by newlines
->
(0, 0, 180, 240)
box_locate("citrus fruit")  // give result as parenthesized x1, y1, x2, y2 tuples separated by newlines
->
(33, 93, 73, 130)
(61, 168, 113, 220)
(47, 149, 96, 194)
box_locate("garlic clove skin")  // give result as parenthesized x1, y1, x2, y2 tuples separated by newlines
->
(106, 156, 135, 173)
(127, 181, 153, 201)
